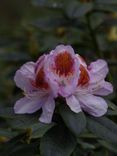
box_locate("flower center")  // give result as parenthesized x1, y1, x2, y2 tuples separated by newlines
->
(33, 67, 49, 89)
(78, 65, 90, 86)
(55, 51, 74, 76)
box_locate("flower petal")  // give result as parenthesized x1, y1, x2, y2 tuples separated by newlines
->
(14, 62, 35, 92)
(56, 44, 75, 55)
(92, 81, 113, 96)
(88, 59, 109, 84)
(44, 45, 80, 97)
(76, 54, 87, 68)
(39, 96, 55, 124)
(77, 94, 108, 117)
(14, 96, 45, 114)
(35, 55, 46, 73)
(66, 95, 81, 113)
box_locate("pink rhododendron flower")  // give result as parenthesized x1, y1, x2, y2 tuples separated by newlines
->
(14, 44, 113, 124)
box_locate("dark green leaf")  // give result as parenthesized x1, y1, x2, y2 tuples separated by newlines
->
(32, 0, 63, 8)
(94, 3, 117, 12)
(72, 147, 84, 156)
(0, 129, 18, 138)
(0, 52, 31, 62)
(59, 104, 86, 137)
(92, 148, 108, 156)
(7, 115, 38, 129)
(0, 132, 37, 156)
(7, 115, 54, 138)
(32, 15, 67, 29)
(107, 110, 117, 116)
(77, 140, 95, 150)
(31, 122, 55, 138)
(65, 1, 93, 18)
(107, 100, 117, 110)
(96, 0, 117, 4)
(5, 141, 39, 156)
(98, 140, 117, 154)
(0, 107, 15, 118)
(90, 13, 107, 29)
(87, 116, 117, 144)
(40, 125, 77, 156)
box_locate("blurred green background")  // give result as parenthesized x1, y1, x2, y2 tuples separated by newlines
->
(0, 0, 117, 156)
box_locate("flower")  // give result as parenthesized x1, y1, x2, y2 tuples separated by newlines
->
(71, 56, 113, 116)
(14, 55, 56, 124)
(14, 44, 113, 124)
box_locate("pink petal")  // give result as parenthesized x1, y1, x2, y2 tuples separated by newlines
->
(14, 62, 35, 92)
(76, 54, 87, 68)
(92, 81, 113, 96)
(44, 45, 80, 97)
(14, 96, 45, 114)
(66, 95, 81, 113)
(55, 44, 75, 56)
(39, 96, 55, 124)
(88, 59, 109, 84)
(77, 94, 108, 117)
(35, 54, 46, 73)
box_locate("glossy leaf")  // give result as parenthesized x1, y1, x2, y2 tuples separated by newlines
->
(98, 140, 117, 154)
(65, 1, 93, 18)
(7, 115, 54, 138)
(0, 129, 18, 138)
(96, 0, 117, 4)
(40, 125, 77, 156)
(59, 104, 86, 137)
(87, 116, 117, 144)
(32, 0, 63, 8)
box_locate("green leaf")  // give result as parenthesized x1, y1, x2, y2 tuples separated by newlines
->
(32, 15, 67, 29)
(0, 107, 16, 118)
(59, 104, 86, 137)
(4, 141, 39, 156)
(31, 122, 55, 138)
(87, 116, 117, 144)
(32, 0, 63, 8)
(107, 100, 117, 110)
(90, 13, 107, 29)
(7, 115, 38, 129)
(0, 132, 38, 156)
(72, 147, 84, 156)
(0, 52, 31, 62)
(92, 148, 108, 156)
(98, 140, 117, 154)
(65, 1, 93, 18)
(107, 110, 117, 116)
(96, 0, 117, 4)
(77, 140, 95, 150)
(40, 125, 77, 156)
(0, 129, 18, 138)
(33, 17, 65, 29)
(95, 0, 117, 12)
(7, 115, 54, 138)
(80, 132, 97, 139)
